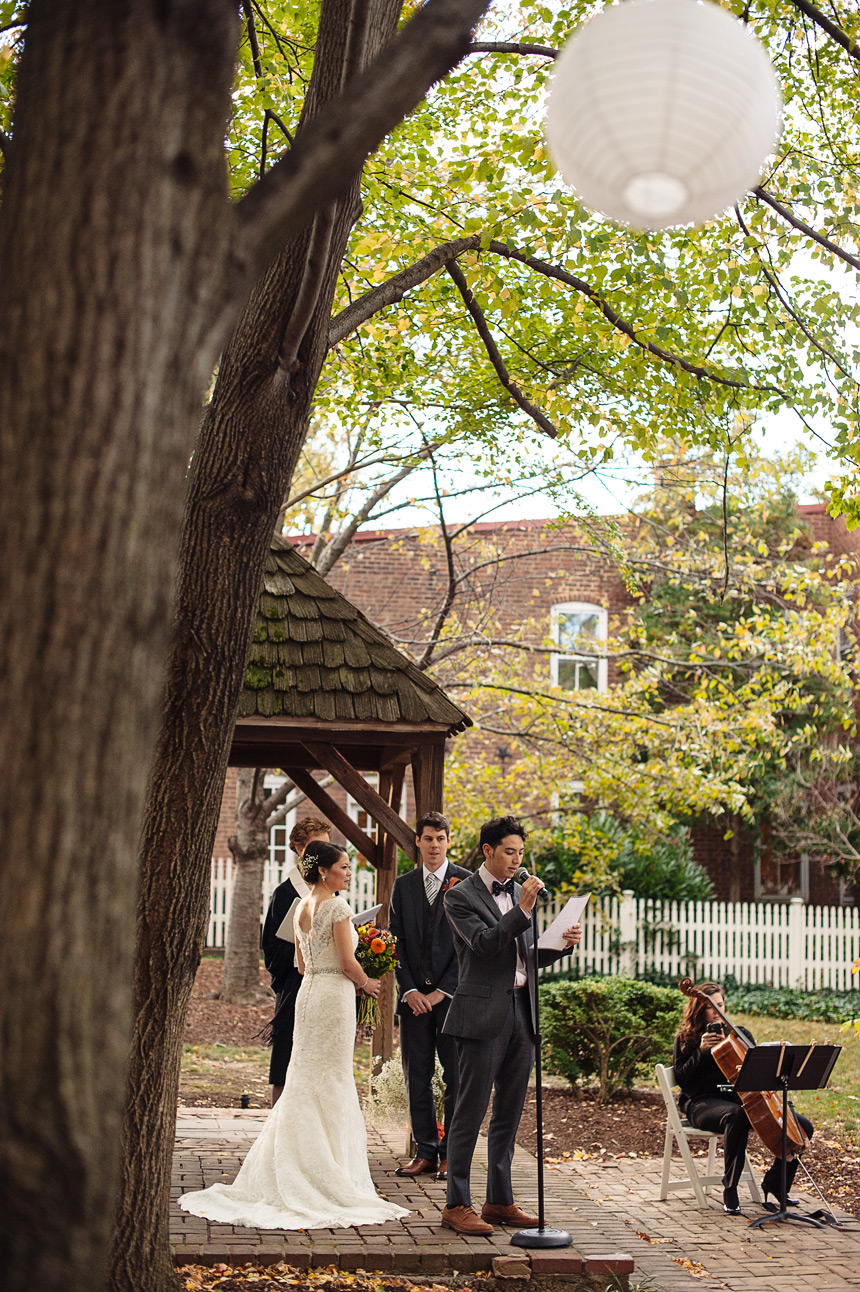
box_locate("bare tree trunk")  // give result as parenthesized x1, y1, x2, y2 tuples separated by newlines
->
(107, 8, 406, 1288)
(0, 5, 237, 1291)
(220, 769, 274, 1003)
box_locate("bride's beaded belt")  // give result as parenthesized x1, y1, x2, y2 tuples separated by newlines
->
(304, 967, 342, 975)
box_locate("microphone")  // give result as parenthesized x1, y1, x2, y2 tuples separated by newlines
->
(514, 867, 547, 896)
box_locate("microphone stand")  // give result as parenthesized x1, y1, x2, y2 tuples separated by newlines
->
(511, 888, 572, 1250)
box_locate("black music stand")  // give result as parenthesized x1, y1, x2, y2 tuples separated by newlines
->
(732, 1043, 840, 1230)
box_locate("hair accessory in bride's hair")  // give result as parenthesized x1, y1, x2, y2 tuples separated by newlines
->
(300, 839, 346, 884)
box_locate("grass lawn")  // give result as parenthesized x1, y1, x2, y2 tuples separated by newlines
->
(180, 1041, 373, 1106)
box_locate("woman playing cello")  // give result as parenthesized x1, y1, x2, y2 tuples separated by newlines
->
(673, 981, 813, 1214)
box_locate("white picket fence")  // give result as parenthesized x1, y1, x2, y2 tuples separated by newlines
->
(208, 860, 860, 991)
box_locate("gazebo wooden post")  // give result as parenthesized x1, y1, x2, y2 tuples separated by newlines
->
(371, 763, 407, 1071)
(411, 743, 445, 824)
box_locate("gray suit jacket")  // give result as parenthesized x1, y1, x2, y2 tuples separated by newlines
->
(441, 870, 567, 1041)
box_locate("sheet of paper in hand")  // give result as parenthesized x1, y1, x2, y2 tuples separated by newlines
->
(276, 897, 302, 943)
(537, 893, 590, 951)
(351, 904, 382, 927)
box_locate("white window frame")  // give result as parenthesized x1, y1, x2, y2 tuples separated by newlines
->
(550, 601, 608, 693)
(754, 849, 810, 903)
(265, 773, 295, 883)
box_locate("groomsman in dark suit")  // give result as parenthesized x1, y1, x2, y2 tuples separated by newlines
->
(389, 811, 471, 1181)
(440, 815, 582, 1235)
(261, 816, 330, 1105)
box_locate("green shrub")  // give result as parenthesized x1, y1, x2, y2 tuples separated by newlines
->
(540, 976, 683, 1102)
(721, 979, 860, 1024)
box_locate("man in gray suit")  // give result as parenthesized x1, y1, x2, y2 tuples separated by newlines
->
(440, 815, 582, 1236)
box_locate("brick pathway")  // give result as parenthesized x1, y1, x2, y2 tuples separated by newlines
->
(171, 1109, 860, 1290)
(172, 1109, 631, 1279)
(546, 1151, 860, 1292)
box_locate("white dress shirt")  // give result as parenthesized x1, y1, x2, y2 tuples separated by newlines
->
(478, 863, 528, 989)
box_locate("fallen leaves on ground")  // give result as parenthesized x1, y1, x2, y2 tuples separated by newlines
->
(180, 1266, 476, 1292)
(672, 1257, 709, 1278)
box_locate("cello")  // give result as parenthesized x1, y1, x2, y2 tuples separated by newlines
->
(678, 978, 808, 1159)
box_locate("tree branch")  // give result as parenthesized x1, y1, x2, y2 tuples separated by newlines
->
(236, 0, 492, 277)
(735, 206, 857, 385)
(416, 453, 459, 668)
(754, 187, 860, 273)
(788, 0, 859, 60)
(313, 447, 436, 576)
(330, 232, 774, 397)
(241, 0, 264, 78)
(484, 241, 774, 395)
(445, 259, 560, 437)
(281, 445, 434, 516)
(329, 235, 478, 345)
(266, 775, 334, 830)
(468, 40, 558, 59)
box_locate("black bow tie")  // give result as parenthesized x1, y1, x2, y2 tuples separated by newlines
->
(492, 879, 515, 897)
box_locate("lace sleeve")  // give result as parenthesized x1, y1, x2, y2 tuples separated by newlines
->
(318, 896, 352, 929)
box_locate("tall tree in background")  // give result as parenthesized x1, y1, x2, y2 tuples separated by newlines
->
(434, 445, 859, 886)
(1, 3, 859, 1289)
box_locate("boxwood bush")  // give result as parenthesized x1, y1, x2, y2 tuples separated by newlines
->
(540, 976, 683, 1102)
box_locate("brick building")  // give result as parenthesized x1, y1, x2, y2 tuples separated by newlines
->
(213, 505, 860, 907)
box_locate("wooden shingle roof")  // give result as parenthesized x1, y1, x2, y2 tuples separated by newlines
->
(237, 537, 471, 734)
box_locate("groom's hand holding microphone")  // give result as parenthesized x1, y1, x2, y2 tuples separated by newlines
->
(515, 869, 546, 915)
(514, 867, 582, 947)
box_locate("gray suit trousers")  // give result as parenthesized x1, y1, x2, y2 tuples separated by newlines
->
(445, 988, 534, 1209)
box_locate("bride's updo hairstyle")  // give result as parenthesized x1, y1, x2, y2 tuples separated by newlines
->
(301, 840, 346, 884)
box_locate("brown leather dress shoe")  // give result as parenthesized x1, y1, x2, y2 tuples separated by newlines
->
(481, 1202, 540, 1227)
(435, 1160, 447, 1181)
(441, 1205, 494, 1235)
(395, 1156, 437, 1177)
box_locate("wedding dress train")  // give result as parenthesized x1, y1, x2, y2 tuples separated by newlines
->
(178, 896, 408, 1230)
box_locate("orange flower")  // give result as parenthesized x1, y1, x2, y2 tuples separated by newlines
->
(370, 937, 386, 954)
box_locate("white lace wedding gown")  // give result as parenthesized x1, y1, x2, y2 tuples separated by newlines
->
(178, 896, 409, 1230)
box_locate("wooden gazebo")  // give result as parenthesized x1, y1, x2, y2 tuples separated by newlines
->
(230, 535, 471, 920)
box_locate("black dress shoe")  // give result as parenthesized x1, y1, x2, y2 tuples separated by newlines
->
(435, 1160, 447, 1181)
(723, 1186, 741, 1214)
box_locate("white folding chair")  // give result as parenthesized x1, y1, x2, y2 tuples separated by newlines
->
(656, 1063, 762, 1207)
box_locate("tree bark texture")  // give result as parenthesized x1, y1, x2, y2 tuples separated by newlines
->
(0, 5, 238, 1291)
(108, 6, 406, 1289)
(221, 769, 275, 1003)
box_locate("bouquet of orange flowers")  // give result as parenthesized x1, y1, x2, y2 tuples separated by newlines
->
(355, 924, 397, 1030)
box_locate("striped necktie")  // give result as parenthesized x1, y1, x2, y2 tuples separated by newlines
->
(424, 871, 440, 904)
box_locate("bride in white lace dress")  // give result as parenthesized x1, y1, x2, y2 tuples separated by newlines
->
(179, 842, 409, 1230)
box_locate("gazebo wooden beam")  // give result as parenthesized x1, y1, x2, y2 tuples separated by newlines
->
(288, 767, 378, 867)
(303, 740, 416, 857)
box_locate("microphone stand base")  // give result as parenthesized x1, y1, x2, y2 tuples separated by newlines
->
(510, 1227, 573, 1249)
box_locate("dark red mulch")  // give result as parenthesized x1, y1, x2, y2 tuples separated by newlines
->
(516, 1086, 666, 1160)
(183, 959, 275, 1047)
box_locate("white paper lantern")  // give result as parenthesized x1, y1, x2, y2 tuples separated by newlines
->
(544, 0, 782, 229)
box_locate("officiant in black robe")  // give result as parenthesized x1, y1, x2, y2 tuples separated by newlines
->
(261, 817, 329, 1104)
(388, 811, 470, 1180)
